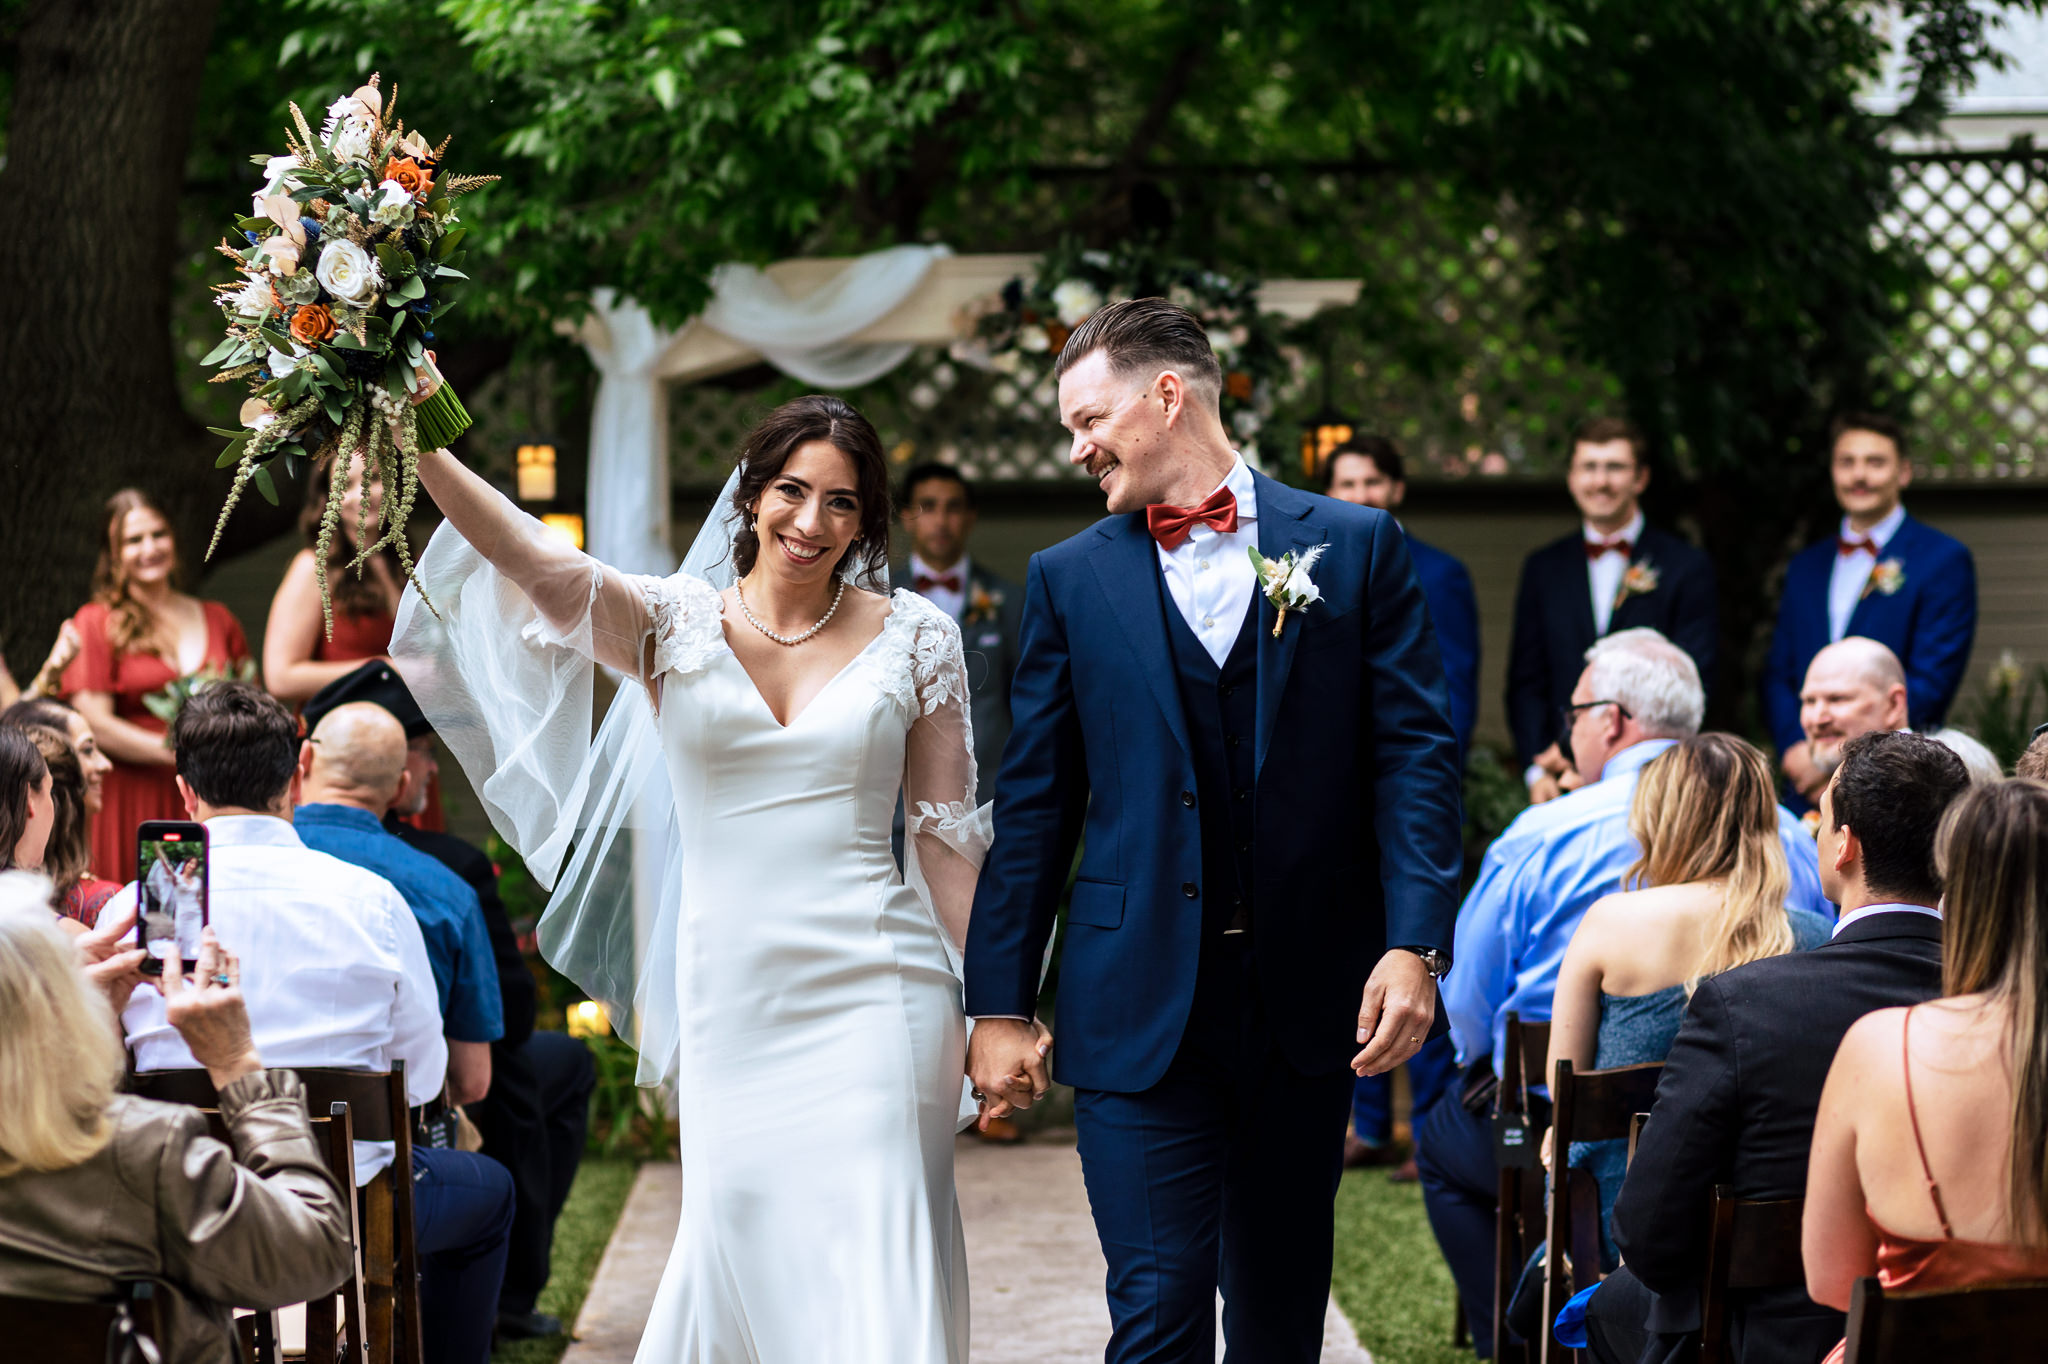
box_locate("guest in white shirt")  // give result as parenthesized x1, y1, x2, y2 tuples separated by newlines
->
(103, 682, 511, 1364)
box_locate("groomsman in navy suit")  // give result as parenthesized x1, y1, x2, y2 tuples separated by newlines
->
(1323, 436, 1479, 762)
(1507, 418, 1717, 801)
(1765, 412, 1976, 809)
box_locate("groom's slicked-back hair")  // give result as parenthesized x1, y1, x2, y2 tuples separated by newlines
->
(1054, 298, 1223, 411)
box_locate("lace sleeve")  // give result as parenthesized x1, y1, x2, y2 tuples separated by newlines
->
(898, 597, 987, 955)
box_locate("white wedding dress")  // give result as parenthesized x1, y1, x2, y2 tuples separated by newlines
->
(389, 480, 984, 1364)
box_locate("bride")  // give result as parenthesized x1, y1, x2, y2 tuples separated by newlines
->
(390, 390, 1044, 1362)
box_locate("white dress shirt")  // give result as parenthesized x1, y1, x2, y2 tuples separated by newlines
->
(1157, 456, 1260, 665)
(107, 815, 449, 1185)
(1584, 509, 1645, 637)
(1831, 899, 1942, 939)
(907, 552, 969, 621)
(1827, 502, 1907, 642)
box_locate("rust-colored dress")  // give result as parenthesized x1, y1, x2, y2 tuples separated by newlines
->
(312, 603, 445, 831)
(1822, 1008, 2048, 1363)
(62, 600, 250, 884)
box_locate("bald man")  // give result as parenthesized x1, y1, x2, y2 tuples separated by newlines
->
(1788, 637, 1909, 808)
(296, 702, 504, 1102)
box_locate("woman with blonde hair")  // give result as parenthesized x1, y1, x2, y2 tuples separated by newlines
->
(61, 488, 250, 881)
(1805, 779, 2048, 1359)
(0, 877, 352, 1364)
(1547, 733, 1831, 1267)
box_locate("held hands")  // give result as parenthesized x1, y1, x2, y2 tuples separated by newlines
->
(966, 1017, 1054, 1132)
(74, 902, 149, 1015)
(161, 929, 265, 1090)
(1353, 949, 1437, 1077)
(1782, 741, 1825, 802)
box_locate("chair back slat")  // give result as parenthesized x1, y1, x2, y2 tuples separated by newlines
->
(0, 1281, 164, 1362)
(1552, 1060, 1663, 1143)
(1698, 1187, 1807, 1364)
(1492, 1013, 1556, 1364)
(1844, 1275, 2048, 1361)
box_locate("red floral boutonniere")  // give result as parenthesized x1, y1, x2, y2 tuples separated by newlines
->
(1862, 558, 1905, 600)
(1613, 559, 1660, 612)
(964, 583, 1004, 626)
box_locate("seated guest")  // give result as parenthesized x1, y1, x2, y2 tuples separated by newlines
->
(1927, 726, 2003, 786)
(1508, 419, 1716, 802)
(0, 726, 52, 875)
(8, 722, 119, 929)
(294, 700, 503, 1108)
(304, 661, 594, 1342)
(1804, 778, 2048, 1360)
(1765, 412, 1976, 800)
(101, 683, 512, 1364)
(2020, 729, 2048, 782)
(1546, 733, 1832, 1270)
(1427, 630, 1828, 1357)
(1785, 636, 1909, 811)
(2, 698, 117, 922)
(0, 879, 353, 1364)
(1588, 731, 1969, 1364)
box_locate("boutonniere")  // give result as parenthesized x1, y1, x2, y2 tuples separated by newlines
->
(1248, 544, 1326, 636)
(964, 583, 1004, 625)
(1613, 559, 1660, 611)
(1862, 557, 1906, 600)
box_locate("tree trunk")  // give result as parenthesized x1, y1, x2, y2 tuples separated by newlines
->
(0, 0, 248, 667)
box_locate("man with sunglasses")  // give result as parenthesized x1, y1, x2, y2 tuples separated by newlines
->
(1417, 629, 1828, 1358)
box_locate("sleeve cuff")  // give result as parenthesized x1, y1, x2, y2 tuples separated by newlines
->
(215, 1068, 306, 1121)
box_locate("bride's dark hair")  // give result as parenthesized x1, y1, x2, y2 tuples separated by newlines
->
(729, 395, 892, 584)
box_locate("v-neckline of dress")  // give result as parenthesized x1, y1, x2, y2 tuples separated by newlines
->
(715, 592, 899, 730)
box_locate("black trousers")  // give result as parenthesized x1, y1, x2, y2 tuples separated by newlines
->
(468, 1030, 598, 1314)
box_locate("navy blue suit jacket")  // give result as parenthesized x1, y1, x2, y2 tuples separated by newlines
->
(1409, 534, 1478, 762)
(1762, 514, 1977, 753)
(962, 474, 1464, 1093)
(1506, 524, 1717, 766)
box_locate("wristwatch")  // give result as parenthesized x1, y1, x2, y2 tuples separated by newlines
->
(1395, 946, 1451, 979)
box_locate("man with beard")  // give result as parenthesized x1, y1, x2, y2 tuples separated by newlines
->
(1788, 636, 1909, 814)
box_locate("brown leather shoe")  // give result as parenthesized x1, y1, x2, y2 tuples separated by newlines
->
(977, 1115, 1026, 1144)
(1387, 1156, 1422, 1184)
(1343, 1134, 1401, 1169)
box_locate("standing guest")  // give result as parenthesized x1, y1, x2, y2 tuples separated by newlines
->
(1545, 733, 1832, 1269)
(102, 683, 511, 1364)
(7, 724, 118, 930)
(895, 461, 1025, 780)
(1586, 731, 1968, 1364)
(0, 728, 53, 876)
(1766, 412, 1976, 799)
(61, 489, 251, 882)
(1508, 419, 1717, 803)
(1323, 436, 1480, 761)
(0, 891, 355, 1364)
(1425, 630, 1826, 1358)
(293, 702, 503, 1111)
(1803, 779, 2048, 1361)
(303, 662, 594, 1345)
(1786, 636, 1910, 811)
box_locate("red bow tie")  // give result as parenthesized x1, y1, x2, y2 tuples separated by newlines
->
(1585, 537, 1632, 561)
(913, 572, 962, 594)
(1146, 485, 1239, 551)
(1837, 535, 1879, 558)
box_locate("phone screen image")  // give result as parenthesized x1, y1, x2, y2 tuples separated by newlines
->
(137, 832, 207, 969)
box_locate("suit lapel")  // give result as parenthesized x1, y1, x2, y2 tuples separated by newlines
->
(1254, 475, 1324, 780)
(1564, 540, 1600, 646)
(1088, 518, 1192, 759)
(1844, 515, 1913, 637)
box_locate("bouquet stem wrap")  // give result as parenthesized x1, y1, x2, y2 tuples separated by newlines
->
(413, 381, 472, 451)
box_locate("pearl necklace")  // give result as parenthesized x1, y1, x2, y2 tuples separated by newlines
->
(736, 576, 846, 647)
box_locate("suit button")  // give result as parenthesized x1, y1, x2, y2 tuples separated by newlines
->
(1182, 882, 1199, 899)
(1226, 734, 1241, 749)
(1181, 790, 1196, 808)
(1220, 684, 1236, 699)
(1238, 842, 1251, 854)
(1235, 788, 1249, 803)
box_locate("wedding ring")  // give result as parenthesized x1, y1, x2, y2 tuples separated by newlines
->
(212, 973, 233, 986)
(971, 1087, 985, 1102)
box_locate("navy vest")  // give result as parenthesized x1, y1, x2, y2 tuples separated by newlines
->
(1161, 577, 1261, 938)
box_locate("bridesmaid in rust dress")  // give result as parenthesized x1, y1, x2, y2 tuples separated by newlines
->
(263, 449, 444, 827)
(62, 489, 251, 883)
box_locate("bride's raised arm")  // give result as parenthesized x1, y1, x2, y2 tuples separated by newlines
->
(900, 608, 987, 955)
(414, 445, 658, 681)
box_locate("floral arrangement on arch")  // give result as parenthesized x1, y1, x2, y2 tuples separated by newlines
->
(200, 74, 496, 634)
(956, 239, 1293, 462)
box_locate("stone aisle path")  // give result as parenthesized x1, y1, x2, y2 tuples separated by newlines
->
(564, 1134, 1372, 1364)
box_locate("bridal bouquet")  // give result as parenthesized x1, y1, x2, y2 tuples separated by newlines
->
(201, 74, 496, 633)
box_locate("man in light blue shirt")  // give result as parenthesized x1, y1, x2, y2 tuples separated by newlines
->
(1419, 628, 1829, 1357)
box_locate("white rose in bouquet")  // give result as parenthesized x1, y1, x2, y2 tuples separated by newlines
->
(372, 179, 415, 227)
(266, 344, 307, 377)
(1051, 279, 1103, 326)
(315, 238, 381, 307)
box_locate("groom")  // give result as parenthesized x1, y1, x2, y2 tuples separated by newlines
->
(965, 299, 1463, 1362)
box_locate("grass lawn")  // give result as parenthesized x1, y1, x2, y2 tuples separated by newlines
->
(492, 1156, 641, 1364)
(1332, 1166, 1472, 1364)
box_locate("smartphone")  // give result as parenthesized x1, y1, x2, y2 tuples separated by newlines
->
(136, 820, 209, 976)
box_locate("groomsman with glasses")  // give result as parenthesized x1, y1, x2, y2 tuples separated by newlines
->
(1507, 418, 1717, 803)
(1763, 412, 1976, 811)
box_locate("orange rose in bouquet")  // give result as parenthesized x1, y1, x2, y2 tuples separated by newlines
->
(289, 303, 337, 345)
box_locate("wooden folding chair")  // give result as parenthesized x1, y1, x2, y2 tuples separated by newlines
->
(0, 1279, 164, 1363)
(1625, 1112, 1649, 1169)
(1843, 1274, 2048, 1361)
(1491, 1013, 1553, 1363)
(1698, 1186, 1805, 1364)
(1537, 1058, 1664, 1364)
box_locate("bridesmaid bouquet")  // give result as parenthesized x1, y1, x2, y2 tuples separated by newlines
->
(201, 74, 496, 633)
